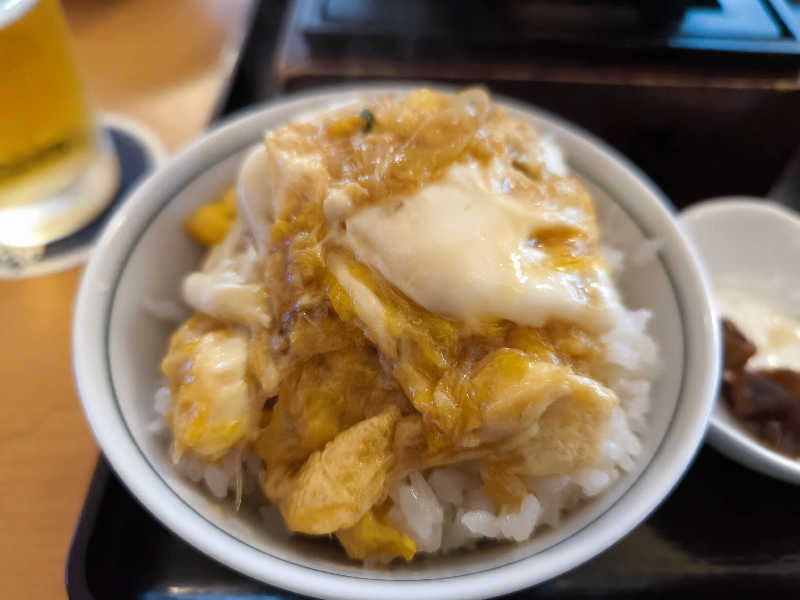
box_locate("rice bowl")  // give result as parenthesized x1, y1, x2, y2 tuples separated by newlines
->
(72, 84, 719, 599)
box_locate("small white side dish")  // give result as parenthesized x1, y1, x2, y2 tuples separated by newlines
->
(73, 85, 720, 600)
(682, 197, 800, 485)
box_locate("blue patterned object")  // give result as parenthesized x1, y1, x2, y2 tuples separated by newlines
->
(45, 126, 154, 258)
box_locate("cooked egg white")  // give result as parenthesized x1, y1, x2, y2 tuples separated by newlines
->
(162, 325, 254, 459)
(716, 288, 800, 370)
(342, 158, 621, 333)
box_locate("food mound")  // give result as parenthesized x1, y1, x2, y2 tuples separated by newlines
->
(159, 88, 656, 564)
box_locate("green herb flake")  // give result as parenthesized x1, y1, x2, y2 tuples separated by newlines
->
(360, 108, 375, 133)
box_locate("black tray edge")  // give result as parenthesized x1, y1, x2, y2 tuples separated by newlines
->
(66, 458, 111, 600)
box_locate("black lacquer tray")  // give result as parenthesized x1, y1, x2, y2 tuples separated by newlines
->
(66, 449, 800, 600)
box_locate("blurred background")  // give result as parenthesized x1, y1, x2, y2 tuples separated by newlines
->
(58, 0, 800, 203)
(2, 1, 800, 598)
(62, 0, 253, 151)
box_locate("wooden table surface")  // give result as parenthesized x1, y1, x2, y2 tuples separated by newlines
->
(0, 1, 252, 597)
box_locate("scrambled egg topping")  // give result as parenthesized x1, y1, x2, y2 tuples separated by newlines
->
(184, 186, 237, 246)
(162, 89, 619, 563)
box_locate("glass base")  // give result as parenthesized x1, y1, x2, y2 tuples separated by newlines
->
(0, 130, 120, 249)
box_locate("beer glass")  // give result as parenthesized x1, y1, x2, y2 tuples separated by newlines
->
(0, 0, 118, 250)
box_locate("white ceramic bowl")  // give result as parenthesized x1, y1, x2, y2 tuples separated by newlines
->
(681, 198, 800, 485)
(73, 85, 720, 600)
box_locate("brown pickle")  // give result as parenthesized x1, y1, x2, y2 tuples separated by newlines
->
(721, 319, 800, 457)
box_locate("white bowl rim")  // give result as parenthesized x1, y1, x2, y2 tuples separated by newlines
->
(681, 196, 800, 229)
(73, 83, 720, 600)
(681, 196, 800, 485)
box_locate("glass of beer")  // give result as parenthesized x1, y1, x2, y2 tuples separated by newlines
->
(0, 0, 118, 250)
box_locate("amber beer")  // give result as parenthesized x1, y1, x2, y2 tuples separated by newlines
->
(0, 0, 102, 247)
